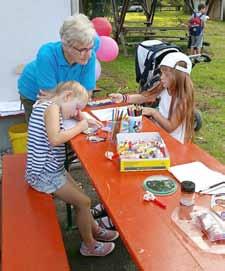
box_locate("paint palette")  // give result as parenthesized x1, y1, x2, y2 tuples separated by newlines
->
(143, 175, 177, 195)
(83, 127, 98, 135)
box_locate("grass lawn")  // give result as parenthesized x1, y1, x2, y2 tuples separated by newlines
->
(96, 11, 225, 164)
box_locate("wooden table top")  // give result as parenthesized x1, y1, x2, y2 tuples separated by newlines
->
(70, 109, 225, 271)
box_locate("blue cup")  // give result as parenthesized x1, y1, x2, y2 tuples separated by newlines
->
(128, 115, 142, 133)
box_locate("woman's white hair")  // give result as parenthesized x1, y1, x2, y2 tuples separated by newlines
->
(60, 13, 96, 46)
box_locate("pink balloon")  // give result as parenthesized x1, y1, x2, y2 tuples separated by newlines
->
(95, 59, 101, 81)
(96, 36, 119, 62)
(92, 17, 112, 36)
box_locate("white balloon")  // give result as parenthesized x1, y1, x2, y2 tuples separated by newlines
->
(95, 59, 101, 81)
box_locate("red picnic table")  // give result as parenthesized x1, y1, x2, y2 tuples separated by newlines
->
(70, 108, 225, 271)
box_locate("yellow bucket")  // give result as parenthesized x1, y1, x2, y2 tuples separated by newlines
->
(8, 123, 28, 154)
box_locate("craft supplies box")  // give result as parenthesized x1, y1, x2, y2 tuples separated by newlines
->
(116, 132, 170, 172)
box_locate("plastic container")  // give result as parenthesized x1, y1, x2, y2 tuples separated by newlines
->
(179, 181, 195, 220)
(128, 115, 142, 133)
(8, 123, 27, 153)
(171, 206, 225, 254)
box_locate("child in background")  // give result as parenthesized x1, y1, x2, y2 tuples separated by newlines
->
(26, 81, 119, 257)
(189, 3, 209, 55)
(109, 52, 195, 144)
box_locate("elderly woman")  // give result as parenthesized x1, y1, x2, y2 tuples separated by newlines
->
(18, 14, 99, 122)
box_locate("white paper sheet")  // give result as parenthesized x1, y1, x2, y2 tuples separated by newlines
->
(169, 161, 225, 194)
(0, 101, 24, 116)
(63, 112, 96, 130)
(63, 119, 78, 130)
(0, 110, 24, 116)
(91, 106, 128, 121)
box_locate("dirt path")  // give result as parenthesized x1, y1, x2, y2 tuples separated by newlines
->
(55, 166, 137, 271)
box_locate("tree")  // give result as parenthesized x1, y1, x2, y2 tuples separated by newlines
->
(81, 0, 112, 18)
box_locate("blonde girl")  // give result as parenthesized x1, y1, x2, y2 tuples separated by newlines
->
(26, 81, 119, 257)
(109, 52, 194, 143)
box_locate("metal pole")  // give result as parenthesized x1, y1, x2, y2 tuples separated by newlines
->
(223, 0, 225, 20)
(220, 0, 224, 20)
(64, 143, 73, 230)
(117, 0, 130, 40)
(70, 0, 79, 15)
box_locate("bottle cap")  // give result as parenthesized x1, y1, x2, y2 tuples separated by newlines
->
(181, 181, 195, 193)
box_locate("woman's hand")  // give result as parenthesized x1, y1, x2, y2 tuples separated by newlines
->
(142, 107, 156, 117)
(109, 93, 123, 103)
(37, 90, 55, 101)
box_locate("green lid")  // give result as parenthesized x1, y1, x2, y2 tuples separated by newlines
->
(143, 175, 177, 196)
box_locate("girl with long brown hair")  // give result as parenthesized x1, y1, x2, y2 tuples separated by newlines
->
(109, 52, 195, 143)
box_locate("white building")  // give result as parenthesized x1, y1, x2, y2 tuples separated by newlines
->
(0, 0, 79, 152)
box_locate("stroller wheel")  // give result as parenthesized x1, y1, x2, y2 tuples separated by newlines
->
(194, 110, 202, 132)
(201, 54, 211, 63)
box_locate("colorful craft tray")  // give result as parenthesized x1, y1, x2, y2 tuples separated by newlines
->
(116, 132, 170, 172)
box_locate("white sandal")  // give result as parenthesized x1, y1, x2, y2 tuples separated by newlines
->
(91, 203, 107, 218)
(96, 216, 115, 230)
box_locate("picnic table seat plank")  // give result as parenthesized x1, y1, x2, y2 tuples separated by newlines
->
(2, 154, 70, 271)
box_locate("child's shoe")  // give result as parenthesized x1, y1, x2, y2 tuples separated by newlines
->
(91, 203, 107, 218)
(96, 215, 115, 230)
(80, 241, 115, 256)
(94, 227, 119, 242)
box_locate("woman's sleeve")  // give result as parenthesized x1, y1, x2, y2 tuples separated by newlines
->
(80, 52, 96, 92)
(36, 46, 58, 90)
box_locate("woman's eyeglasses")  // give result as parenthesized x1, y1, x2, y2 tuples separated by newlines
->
(71, 45, 93, 55)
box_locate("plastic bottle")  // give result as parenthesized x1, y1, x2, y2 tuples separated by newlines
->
(179, 181, 195, 220)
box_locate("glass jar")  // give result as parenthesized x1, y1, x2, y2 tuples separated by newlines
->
(179, 181, 195, 220)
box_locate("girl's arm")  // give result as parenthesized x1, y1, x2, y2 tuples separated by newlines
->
(143, 107, 182, 133)
(109, 92, 148, 104)
(109, 82, 163, 104)
(78, 111, 103, 127)
(45, 104, 88, 146)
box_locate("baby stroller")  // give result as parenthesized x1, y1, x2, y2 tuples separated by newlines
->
(135, 40, 211, 131)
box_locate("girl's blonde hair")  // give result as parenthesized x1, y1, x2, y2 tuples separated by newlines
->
(161, 61, 195, 142)
(55, 81, 88, 104)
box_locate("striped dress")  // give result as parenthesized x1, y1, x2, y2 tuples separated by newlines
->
(25, 101, 66, 185)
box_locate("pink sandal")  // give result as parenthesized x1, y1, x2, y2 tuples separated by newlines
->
(94, 227, 119, 242)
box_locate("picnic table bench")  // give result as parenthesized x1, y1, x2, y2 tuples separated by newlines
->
(117, 24, 187, 55)
(157, 4, 182, 11)
(1, 154, 70, 271)
(123, 25, 187, 32)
